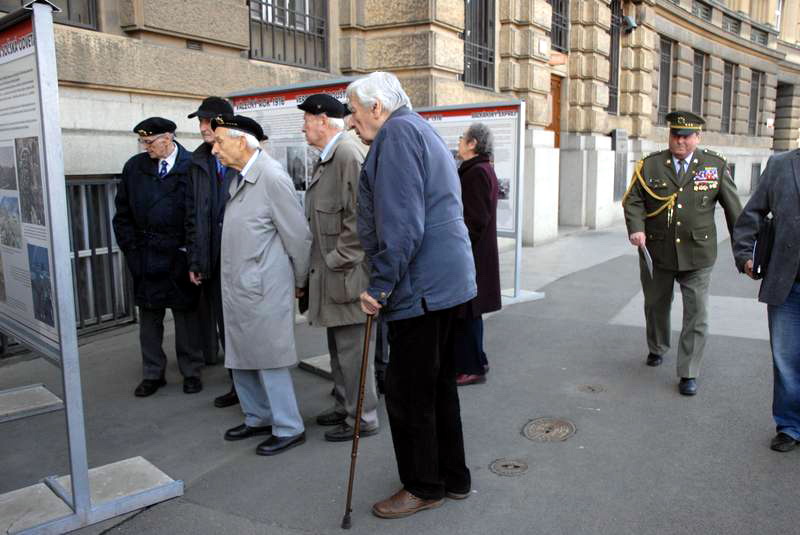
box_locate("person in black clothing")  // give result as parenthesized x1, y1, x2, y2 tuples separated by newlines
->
(185, 97, 241, 408)
(113, 117, 203, 397)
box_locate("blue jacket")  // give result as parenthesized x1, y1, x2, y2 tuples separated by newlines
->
(357, 107, 477, 321)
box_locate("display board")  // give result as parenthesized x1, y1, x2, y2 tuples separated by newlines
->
(417, 102, 524, 238)
(0, 7, 59, 361)
(229, 78, 355, 199)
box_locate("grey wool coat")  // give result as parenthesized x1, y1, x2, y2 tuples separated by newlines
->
(305, 133, 370, 328)
(732, 149, 800, 306)
(221, 150, 312, 370)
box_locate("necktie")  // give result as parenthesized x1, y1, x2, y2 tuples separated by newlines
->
(159, 160, 168, 178)
(215, 158, 225, 181)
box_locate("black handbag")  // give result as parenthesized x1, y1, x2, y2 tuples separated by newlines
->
(752, 214, 774, 280)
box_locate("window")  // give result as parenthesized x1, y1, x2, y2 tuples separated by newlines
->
(751, 162, 762, 191)
(692, 0, 712, 22)
(751, 28, 768, 46)
(0, 0, 96, 29)
(547, 0, 569, 54)
(748, 70, 763, 136)
(606, 0, 622, 114)
(721, 62, 735, 133)
(249, 0, 328, 70)
(692, 50, 706, 115)
(463, 0, 495, 89)
(722, 15, 741, 35)
(657, 37, 674, 126)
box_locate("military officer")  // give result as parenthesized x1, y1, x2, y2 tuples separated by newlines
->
(622, 111, 742, 396)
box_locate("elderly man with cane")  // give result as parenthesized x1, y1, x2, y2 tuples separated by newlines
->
(346, 71, 477, 519)
(211, 115, 312, 456)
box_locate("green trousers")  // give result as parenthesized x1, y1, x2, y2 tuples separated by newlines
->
(639, 260, 713, 378)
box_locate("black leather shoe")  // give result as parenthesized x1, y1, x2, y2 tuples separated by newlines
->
(316, 409, 347, 426)
(214, 388, 239, 408)
(646, 353, 663, 367)
(256, 432, 306, 456)
(324, 423, 379, 442)
(679, 378, 697, 396)
(183, 377, 202, 394)
(770, 432, 799, 452)
(224, 423, 272, 441)
(134, 378, 166, 397)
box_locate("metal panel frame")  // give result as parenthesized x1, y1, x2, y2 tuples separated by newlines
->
(0, 4, 183, 534)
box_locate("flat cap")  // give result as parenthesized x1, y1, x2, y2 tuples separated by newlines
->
(666, 110, 705, 136)
(133, 117, 176, 137)
(297, 93, 349, 118)
(211, 115, 268, 141)
(188, 96, 234, 119)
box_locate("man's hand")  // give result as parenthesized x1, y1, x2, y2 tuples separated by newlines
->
(360, 291, 382, 315)
(295, 287, 305, 298)
(629, 232, 646, 248)
(189, 272, 203, 286)
(744, 259, 755, 279)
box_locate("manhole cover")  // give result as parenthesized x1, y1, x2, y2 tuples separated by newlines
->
(489, 458, 528, 477)
(522, 417, 576, 442)
(578, 384, 605, 394)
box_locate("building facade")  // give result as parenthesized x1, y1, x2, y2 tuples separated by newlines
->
(4, 0, 800, 245)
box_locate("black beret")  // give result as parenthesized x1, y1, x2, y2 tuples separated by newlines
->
(188, 96, 234, 119)
(133, 117, 176, 137)
(211, 115, 268, 142)
(666, 110, 705, 136)
(297, 93, 349, 118)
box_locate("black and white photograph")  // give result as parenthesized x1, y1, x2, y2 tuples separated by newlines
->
(498, 177, 511, 200)
(285, 146, 307, 191)
(27, 243, 54, 327)
(0, 145, 16, 190)
(0, 196, 22, 249)
(15, 136, 45, 226)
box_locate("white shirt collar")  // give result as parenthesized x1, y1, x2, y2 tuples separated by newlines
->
(240, 148, 261, 179)
(158, 143, 178, 175)
(319, 132, 343, 162)
(672, 152, 694, 171)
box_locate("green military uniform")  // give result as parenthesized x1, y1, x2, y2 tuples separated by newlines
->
(622, 112, 742, 379)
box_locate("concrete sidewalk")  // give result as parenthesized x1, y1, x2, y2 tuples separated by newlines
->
(2, 208, 795, 535)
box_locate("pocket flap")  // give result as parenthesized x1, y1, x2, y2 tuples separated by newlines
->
(691, 228, 713, 241)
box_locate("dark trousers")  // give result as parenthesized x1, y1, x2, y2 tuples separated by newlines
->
(454, 316, 488, 375)
(140, 306, 203, 380)
(385, 307, 470, 500)
(197, 273, 225, 365)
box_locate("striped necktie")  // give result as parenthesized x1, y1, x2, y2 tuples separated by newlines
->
(158, 160, 168, 178)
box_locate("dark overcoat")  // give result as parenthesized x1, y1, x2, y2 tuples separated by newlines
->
(732, 149, 800, 306)
(113, 142, 199, 309)
(185, 141, 237, 277)
(458, 155, 501, 317)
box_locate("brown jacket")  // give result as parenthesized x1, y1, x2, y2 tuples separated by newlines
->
(305, 132, 369, 327)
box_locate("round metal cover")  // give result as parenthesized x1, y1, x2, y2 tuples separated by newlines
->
(489, 458, 528, 477)
(523, 417, 576, 442)
(578, 384, 605, 394)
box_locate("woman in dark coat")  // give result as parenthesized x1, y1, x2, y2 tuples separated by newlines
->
(455, 122, 502, 386)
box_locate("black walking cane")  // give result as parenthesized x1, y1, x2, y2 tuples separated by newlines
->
(341, 313, 374, 529)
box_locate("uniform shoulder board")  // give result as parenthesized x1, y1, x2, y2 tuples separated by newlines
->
(702, 148, 727, 161)
(642, 150, 665, 161)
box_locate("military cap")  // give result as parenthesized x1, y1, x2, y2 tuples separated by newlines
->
(297, 93, 349, 118)
(188, 96, 234, 119)
(211, 114, 268, 141)
(666, 111, 705, 136)
(133, 117, 176, 137)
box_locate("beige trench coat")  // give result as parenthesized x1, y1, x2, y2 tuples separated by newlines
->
(305, 133, 369, 328)
(221, 151, 311, 370)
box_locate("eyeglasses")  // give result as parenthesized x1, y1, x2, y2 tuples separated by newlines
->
(138, 134, 168, 146)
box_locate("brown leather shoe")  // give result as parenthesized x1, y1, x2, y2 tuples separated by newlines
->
(372, 489, 444, 519)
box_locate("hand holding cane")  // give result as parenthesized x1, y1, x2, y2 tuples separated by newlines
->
(341, 313, 375, 529)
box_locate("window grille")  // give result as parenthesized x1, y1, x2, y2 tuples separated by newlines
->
(463, 0, 495, 89)
(692, 0, 712, 21)
(748, 71, 763, 136)
(249, 0, 328, 71)
(657, 37, 673, 126)
(751, 28, 768, 46)
(692, 50, 706, 115)
(721, 62, 735, 133)
(722, 15, 741, 35)
(547, 0, 569, 54)
(0, 0, 96, 29)
(606, 0, 622, 115)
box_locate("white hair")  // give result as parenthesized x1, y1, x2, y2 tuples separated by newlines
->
(346, 72, 412, 114)
(225, 128, 260, 150)
(326, 116, 345, 130)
